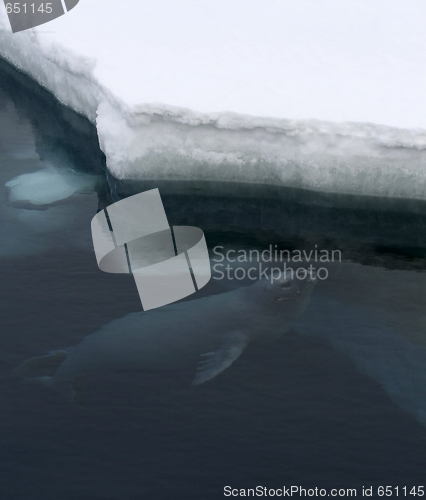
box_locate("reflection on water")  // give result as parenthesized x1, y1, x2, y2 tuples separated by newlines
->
(1, 57, 426, 498)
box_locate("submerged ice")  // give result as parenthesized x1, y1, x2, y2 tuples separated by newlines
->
(5, 167, 99, 207)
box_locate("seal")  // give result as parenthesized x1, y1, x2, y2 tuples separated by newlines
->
(14, 269, 316, 397)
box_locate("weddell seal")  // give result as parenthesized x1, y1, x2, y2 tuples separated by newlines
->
(14, 269, 316, 398)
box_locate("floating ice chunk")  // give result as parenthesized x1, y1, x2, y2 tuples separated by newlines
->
(5, 167, 98, 206)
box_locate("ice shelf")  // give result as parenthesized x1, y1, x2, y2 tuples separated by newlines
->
(0, 0, 425, 197)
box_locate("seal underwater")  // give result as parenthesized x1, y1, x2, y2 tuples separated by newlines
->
(14, 269, 316, 398)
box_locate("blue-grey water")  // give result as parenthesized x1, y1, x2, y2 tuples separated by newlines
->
(1, 58, 426, 500)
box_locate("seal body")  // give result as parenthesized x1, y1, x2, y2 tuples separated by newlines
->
(15, 270, 316, 393)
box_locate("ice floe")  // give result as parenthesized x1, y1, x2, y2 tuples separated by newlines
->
(5, 166, 99, 207)
(0, 0, 425, 197)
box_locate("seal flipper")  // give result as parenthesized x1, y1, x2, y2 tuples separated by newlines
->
(192, 331, 249, 385)
(12, 350, 70, 378)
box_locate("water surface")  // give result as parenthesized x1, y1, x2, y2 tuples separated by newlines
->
(1, 58, 426, 499)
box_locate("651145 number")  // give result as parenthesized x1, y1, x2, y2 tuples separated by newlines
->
(5, 3, 53, 14)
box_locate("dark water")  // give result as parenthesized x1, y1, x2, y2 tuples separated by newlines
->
(1, 58, 426, 500)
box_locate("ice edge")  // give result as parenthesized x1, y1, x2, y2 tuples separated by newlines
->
(1, 9, 426, 200)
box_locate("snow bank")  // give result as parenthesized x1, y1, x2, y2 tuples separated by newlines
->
(97, 101, 426, 198)
(0, 9, 103, 121)
(1, 0, 426, 199)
